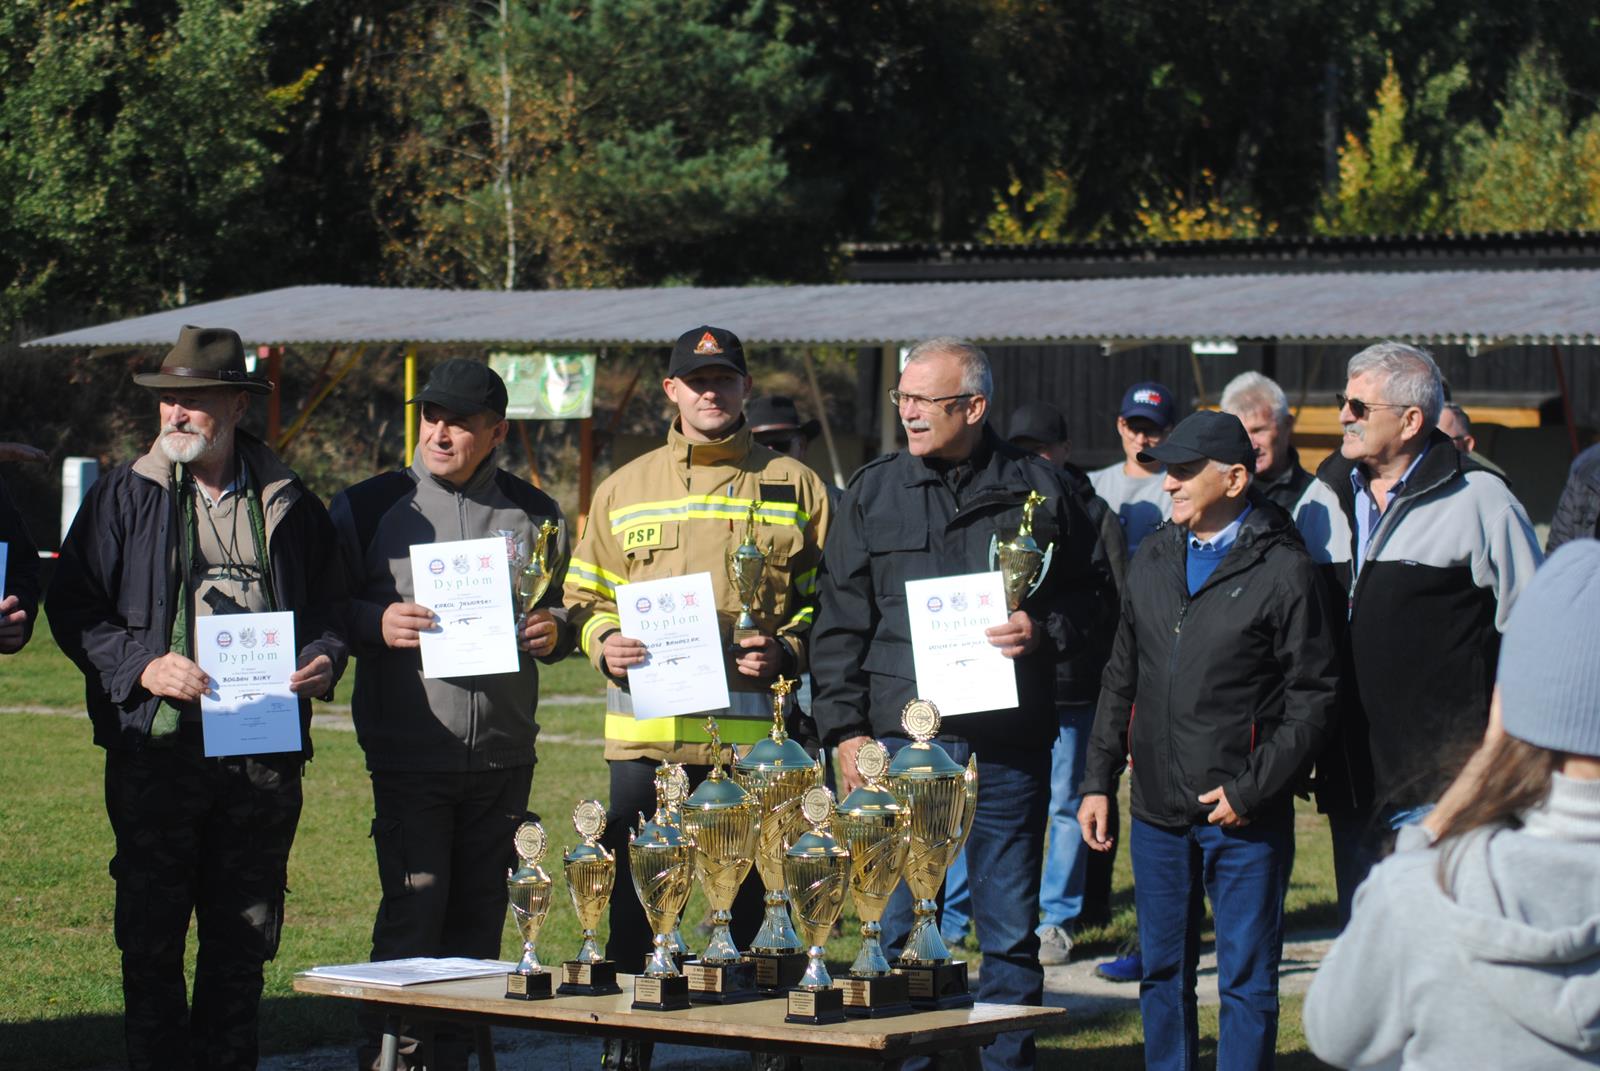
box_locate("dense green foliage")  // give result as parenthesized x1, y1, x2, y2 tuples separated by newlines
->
(4, 0, 1600, 332)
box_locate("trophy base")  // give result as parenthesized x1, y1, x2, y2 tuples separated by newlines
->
(504, 970, 553, 1001)
(685, 960, 763, 1004)
(892, 960, 975, 1010)
(631, 974, 692, 1012)
(746, 951, 808, 994)
(785, 985, 846, 1025)
(557, 960, 622, 997)
(836, 974, 914, 1018)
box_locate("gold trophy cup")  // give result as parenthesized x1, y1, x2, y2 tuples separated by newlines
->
(680, 716, 762, 1003)
(513, 519, 561, 626)
(505, 821, 555, 1000)
(628, 767, 695, 1011)
(558, 800, 621, 996)
(726, 501, 768, 643)
(888, 699, 979, 1009)
(782, 786, 852, 1025)
(834, 739, 915, 1017)
(732, 676, 819, 993)
(994, 491, 1052, 611)
(660, 763, 695, 968)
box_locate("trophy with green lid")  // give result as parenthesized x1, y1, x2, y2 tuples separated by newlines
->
(680, 716, 762, 1002)
(628, 766, 695, 1011)
(731, 676, 819, 993)
(782, 785, 852, 1025)
(834, 739, 914, 1017)
(558, 800, 622, 996)
(888, 699, 979, 1009)
(504, 820, 555, 1000)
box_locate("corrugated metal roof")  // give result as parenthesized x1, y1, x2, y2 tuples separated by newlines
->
(21, 272, 1600, 350)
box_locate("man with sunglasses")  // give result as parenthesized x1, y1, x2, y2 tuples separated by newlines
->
(1294, 341, 1541, 928)
(812, 337, 1110, 1071)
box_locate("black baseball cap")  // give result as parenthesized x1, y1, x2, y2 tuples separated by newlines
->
(1138, 410, 1253, 468)
(408, 358, 508, 418)
(668, 325, 747, 378)
(1008, 401, 1070, 445)
(747, 395, 820, 440)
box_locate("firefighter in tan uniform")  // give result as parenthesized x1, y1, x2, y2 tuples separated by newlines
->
(565, 326, 830, 1050)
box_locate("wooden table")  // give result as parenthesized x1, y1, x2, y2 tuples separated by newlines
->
(294, 971, 1065, 1070)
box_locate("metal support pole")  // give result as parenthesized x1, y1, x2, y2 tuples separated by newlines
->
(404, 346, 418, 464)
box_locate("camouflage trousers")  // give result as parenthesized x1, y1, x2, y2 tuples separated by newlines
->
(105, 734, 303, 1071)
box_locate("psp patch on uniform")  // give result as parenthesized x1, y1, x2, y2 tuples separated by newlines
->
(621, 523, 663, 550)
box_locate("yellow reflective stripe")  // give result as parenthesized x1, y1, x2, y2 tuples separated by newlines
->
(786, 606, 815, 629)
(607, 495, 807, 533)
(580, 612, 621, 656)
(793, 566, 818, 595)
(605, 712, 772, 745)
(568, 557, 624, 596)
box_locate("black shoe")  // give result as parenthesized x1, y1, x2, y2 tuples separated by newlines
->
(602, 1038, 654, 1070)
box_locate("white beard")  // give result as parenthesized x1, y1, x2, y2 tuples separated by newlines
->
(158, 425, 216, 465)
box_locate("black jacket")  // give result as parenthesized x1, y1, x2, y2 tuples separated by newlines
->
(1256, 447, 1315, 513)
(48, 433, 348, 754)
(1082, 495, 1338, 826)
(811, 428, 1113, 756)
(1294, 433, 1541, 812)
(1548, 442, 1600, 554)
(0, 475, 41, 651)
(1048, 463, 1127, 705)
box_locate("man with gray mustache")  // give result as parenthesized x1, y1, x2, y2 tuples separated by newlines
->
(49, 325, 347, 1071)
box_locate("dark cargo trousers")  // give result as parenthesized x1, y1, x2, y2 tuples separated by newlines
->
(105, 734, 303, 1071)
(359, 765, 533, 1071)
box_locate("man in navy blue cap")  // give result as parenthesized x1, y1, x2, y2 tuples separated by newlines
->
(1090, 381, 1176, 558)
(1080, 409, 1338, 1071)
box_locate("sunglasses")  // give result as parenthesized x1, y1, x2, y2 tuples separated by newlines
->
(1335, 393, 1410, 420)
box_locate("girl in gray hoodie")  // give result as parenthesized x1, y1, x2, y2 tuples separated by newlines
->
(1304, 540, 1600, 1070)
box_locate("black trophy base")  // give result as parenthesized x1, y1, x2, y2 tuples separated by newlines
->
(632, 974, 692, 1011)
(557, 960, 622, 996)
(504, 970, 553, 1000)
(686, 960, 764, 1004)
(892, 959, 974, 1010)
(836, 974, 914, 1018)
(746, 951, 808, 995)
(785, 985, 846, 1025)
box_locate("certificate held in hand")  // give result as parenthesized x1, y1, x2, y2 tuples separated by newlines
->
(904, 571, 1018, 717)
(616, 572, 730, 719)
(409, 537, 521, 679)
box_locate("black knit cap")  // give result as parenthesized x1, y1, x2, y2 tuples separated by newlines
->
(408, 358, 508, 418)
(667, 325, 747, 378)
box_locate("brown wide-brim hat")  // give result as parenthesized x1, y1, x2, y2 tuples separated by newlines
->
(132, 325, 274, 395)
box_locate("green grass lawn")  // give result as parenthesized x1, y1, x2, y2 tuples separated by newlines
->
(1, 615, 1336, 1069)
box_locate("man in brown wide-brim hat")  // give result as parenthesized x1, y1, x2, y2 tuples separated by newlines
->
(49, 324, 347, 1071)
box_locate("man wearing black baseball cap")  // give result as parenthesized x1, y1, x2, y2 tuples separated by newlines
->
(565, 326, 831, 1064)
(329, 357, 572, 1070)
(1079, 409, 1338, 1071)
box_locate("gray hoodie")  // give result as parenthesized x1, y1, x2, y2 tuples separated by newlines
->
(1304, 773, 1600, 1069)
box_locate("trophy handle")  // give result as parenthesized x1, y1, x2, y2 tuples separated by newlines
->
(950, 757, 979, 864)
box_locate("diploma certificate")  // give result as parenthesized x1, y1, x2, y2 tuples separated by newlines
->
(904, 571, 1018, 716)
(616, 572, 730, 719)
(409, 537, 521, 679)
(196, 611, 303, 757)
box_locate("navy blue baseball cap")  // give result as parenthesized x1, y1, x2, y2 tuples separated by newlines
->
(1119, 381, 1176, 428)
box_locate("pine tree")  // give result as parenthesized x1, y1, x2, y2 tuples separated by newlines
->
(1315, 59, 1441, 235)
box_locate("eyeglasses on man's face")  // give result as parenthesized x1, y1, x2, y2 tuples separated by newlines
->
(1335, 393, 1410, 420)
(888, 389, 975, 414)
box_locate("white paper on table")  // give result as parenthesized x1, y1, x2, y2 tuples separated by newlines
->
(616, 571, 730, 720)
(303, 957, 512, 987)
(196, 611, 303, 757)
(904, 571, 1018, 716)
(409, 537, 520, 679)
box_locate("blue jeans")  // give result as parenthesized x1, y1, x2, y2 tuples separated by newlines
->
(1131, 804, 1293, 1071)
(1037, 702, 1094, 929)
(1327, 808, 1375, 931)
(881, 738, 1049, 1071)
(941, 851, 971, 942)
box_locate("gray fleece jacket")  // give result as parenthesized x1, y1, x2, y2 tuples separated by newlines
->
(329, 450, 571, 772)
(1304, 773, 1600, 1069)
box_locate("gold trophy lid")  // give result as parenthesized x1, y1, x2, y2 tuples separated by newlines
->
(786, 786, 847, 857)
(686, 719, 752, 811)
(664, 763, 691, 812)
(734, 676, 815, 772)
(838, 739, 908, 815)
(632, 765, 690, 847)
(890, 699, 966, 780)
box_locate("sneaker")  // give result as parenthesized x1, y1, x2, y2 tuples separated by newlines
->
(1036, 924, 1074, 966)
(1095, 943, 1142, 983)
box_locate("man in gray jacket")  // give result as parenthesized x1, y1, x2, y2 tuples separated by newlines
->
(330, 360, 571, 1071)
